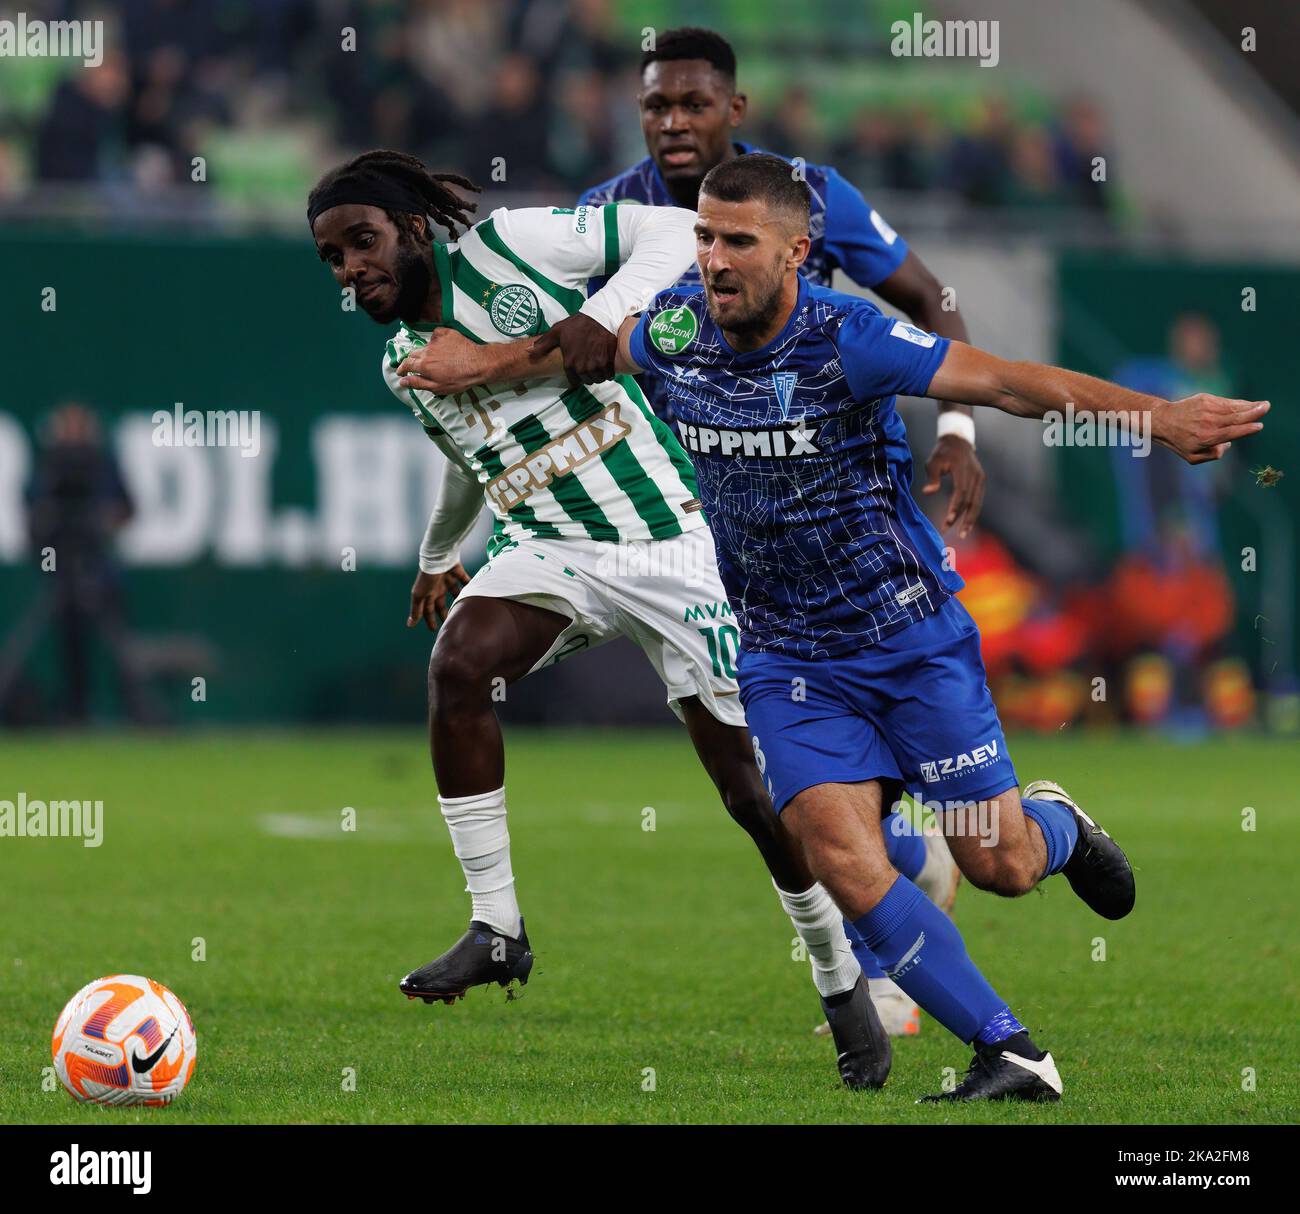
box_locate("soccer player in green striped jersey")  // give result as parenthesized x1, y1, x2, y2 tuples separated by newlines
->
(308, 149, 892, 1090)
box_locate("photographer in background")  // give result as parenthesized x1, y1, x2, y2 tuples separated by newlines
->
(11, 403, 146, 724)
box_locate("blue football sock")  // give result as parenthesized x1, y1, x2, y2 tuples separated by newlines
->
(1021, 796, 1079, 877)
(849, 812, 927, 981)
(843, 918, 885, 980)
(976, 1007, 1028, 1046)
(853, 875, 1013, 1045)
(882, 812, 927, 881)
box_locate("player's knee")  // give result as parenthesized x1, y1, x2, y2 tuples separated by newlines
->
(721, 784, 774, 837)
(427, 640, 497, 714)
(804, 835, 869, 889)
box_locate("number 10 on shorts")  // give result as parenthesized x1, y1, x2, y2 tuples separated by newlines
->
(698, 625, 740, 678)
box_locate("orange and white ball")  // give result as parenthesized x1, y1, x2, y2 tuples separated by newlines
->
(52, 975, 197, 1106)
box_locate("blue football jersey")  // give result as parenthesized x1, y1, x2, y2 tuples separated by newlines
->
(581, 143, 909, 422)
(628, 278, 963, 660)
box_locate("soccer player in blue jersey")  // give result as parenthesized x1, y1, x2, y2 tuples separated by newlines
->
(576, 25, 974, 1036)
(578, 26, 982, 537)
(398, 154, 1267, 1100)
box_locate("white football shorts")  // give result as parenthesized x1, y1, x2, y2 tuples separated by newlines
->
(450, 527, 745, 727)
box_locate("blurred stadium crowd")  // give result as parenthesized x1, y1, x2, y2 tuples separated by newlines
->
(0, 0, 1115, 223)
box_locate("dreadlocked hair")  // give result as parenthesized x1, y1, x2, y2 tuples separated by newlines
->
(309, 149, 482, 237)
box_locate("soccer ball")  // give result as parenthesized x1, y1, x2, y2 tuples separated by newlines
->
(52, 975, 197, 1106)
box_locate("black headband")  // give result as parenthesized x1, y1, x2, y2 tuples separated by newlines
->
(307, 172, 429, 229)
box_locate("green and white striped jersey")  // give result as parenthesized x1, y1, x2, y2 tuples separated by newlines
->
(382, 205, 703, 550)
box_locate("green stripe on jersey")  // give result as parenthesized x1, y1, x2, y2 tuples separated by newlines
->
(385, 334, 443, 431)
(569, 385, 682, 538)
(474, 443, 562, 540)
(618, 373, 700, 499)
(475, 219, 586, 313)
(602, 204, 621, 276)
(507, 414, 619, 543)
(422, 244, 486, 344)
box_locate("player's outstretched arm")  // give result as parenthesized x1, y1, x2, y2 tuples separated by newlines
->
(926, 341, 1269, 465)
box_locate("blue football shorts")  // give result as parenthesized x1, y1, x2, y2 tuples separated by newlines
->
(737, 596, 1018, 813)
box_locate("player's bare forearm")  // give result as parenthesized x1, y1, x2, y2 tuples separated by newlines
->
(402, 316, 643, 396)
(615, 315, 643, 376)
(928, 342, 1269, 464)
(396, 328, 564, 395)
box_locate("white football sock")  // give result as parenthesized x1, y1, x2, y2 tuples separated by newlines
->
(438, 786, 521, 938)
(774, 879, 860, 998)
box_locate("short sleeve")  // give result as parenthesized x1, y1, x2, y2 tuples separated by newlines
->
(837, 307, 949, 402)
(822, 168, 909, 288)
(627, 290, 695, 375)
(628, 310, 657, 374)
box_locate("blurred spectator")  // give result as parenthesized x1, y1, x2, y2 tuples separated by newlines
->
(830, 109, 898, 192)
(0, 405, 148, 724)
(550, 68, 616, 193)
(35, 54, 129, 181)
(1006, 125, 1067, 212)
(0, 139, 22, 197)
(1051, 95, 1114, 212)
(1106, 314, 1247, 728)
(944, 95, 1017, 207)
(757, 83, 830, 166)
(469, 53, 552, 189)
(405, 0, 509, 126)
(831, 104, 947, 194)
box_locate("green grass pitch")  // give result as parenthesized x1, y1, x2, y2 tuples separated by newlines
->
(1, 729, 1295, 1124)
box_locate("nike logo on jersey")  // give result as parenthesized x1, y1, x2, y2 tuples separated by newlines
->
(679, 423, 820, 458)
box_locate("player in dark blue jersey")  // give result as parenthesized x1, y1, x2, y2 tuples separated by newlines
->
(578, 26, 983, 545)
(617, 154, 1267, 1100)
(577, 24, 974, 1036)
(400, 154, 1268, 1100)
